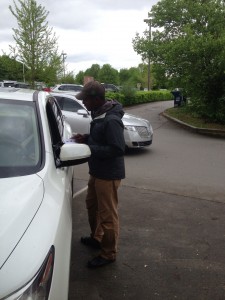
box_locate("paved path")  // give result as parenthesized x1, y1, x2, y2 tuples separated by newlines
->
(69, 101, 225, 300)
(69, 184, 225, 300)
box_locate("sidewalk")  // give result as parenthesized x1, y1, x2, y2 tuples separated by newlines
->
(69, 183, 225, 300)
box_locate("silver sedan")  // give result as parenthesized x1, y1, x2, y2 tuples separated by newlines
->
(51, 93, 153, 149)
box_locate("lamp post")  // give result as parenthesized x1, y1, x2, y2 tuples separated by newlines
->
(61, 52, 67, 78)
(23, 62, 25, 83)
(144, 15, 152, 91)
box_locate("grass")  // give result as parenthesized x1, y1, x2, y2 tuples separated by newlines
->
(165, 106, 225, 131)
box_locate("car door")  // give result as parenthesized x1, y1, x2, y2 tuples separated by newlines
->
(53, 95, 91, 134)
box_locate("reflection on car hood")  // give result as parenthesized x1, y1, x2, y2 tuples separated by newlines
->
(122, 113, 149, 126)
(0, 175, 44, 268)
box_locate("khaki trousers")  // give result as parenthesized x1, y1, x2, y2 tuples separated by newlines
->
(85, 175, 121, 260)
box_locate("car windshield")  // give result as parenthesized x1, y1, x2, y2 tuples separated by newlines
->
(0, 100, 42, 178)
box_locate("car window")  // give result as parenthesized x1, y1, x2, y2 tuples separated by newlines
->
(53, 96, 64, 110)
(61, 85, 70, 91)
(46, 96, 67, 167)
(102, 83, 118, 91)
(3, 81, 16, 87)
(14, 83, 30, 89)
(46, 97, 64, 141)
(73, 85, 83, 91)
(54, 95, 83, 113)
(0, 100, 41, 178)
(58, 85, 82, 92)
(57, 85, 65, 91)
(63, 97, 83, 112)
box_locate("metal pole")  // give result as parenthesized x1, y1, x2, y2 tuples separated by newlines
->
(144, 17, 152, 91)
(23, 63, 25, 82)
(61, 52, 67, 78)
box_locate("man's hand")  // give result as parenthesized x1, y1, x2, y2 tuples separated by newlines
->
(70, 133, 88, 144)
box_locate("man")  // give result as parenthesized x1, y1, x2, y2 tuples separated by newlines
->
(73, 81, 125, 268)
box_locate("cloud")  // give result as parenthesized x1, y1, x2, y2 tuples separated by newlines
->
(0, 0, 158, 75)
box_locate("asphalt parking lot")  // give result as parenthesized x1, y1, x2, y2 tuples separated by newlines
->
(69, 101, 225, 300)
(69, 181, 225, 300)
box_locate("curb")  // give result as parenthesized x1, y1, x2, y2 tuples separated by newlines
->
(162, 112, 225, 138)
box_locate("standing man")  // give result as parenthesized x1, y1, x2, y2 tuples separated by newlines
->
(73, 81, 125, 268)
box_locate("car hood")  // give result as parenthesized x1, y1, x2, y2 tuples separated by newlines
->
(122, 113, 149, 126)
(0, 175, 44, 268)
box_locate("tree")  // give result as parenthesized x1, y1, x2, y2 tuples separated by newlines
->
(0, 54, 24, 81)
(119, 67, 141, 87)
(75, 71, 85, 85)
(84, 64, 101, 81)
(151, 63, 170, 90)
(133, 0, 225, 123)
(98, 64, 119, 85)
(60, 71, 77, 84)
(9, 0, 62, 87)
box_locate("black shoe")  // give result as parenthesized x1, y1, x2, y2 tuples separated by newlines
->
(87, 256, 115, 268)
(80, 236, 101, 249)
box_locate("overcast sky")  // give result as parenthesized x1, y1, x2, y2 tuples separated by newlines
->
(0, 0, 158, 75)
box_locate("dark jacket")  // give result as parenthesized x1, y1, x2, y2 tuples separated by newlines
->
(87, 100, 125, 180)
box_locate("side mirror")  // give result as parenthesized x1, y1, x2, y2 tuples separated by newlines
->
(59, 143, 91, 167)
(77, 109, 89, 117)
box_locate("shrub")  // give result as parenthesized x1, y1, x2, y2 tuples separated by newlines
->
(106, 90, 172, 107)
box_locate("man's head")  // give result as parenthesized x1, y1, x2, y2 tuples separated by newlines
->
(76, 81, 106, 111)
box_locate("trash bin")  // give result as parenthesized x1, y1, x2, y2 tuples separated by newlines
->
(171, 89, 184, 107)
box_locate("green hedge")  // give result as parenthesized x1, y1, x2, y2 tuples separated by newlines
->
(106, 90, 172, 107)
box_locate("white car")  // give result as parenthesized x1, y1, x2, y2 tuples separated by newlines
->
(51, 93, 153, 149)
(0, 80, 17, 87)
(0, 88, 90, 299)
(51, 84, 83, 95)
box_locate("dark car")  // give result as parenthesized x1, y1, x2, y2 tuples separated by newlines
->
(101, 83, 119, 92)
(14, 82, 31, 89)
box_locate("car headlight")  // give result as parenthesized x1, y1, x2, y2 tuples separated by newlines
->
(124, 125, 137, 132)
(5, 247, 54, 300)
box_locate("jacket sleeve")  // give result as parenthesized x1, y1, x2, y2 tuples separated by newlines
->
(88, 117, 125, 159)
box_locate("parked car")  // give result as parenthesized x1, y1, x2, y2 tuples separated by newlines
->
(0, 80, 17, 87)
(0, 81, 31, 89)
(101, 83, 119, 92)
(51, 93, 153, 149)
(14, 82, 31, 89)
(0, 88, 90, 299)
(51, 84, 83, 95)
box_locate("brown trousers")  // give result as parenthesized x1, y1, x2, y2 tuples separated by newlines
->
(85, 175, 121, 260)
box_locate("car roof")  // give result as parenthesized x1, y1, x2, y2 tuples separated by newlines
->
(0, 88, 47, 102)
(55, 83, 83, 86)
